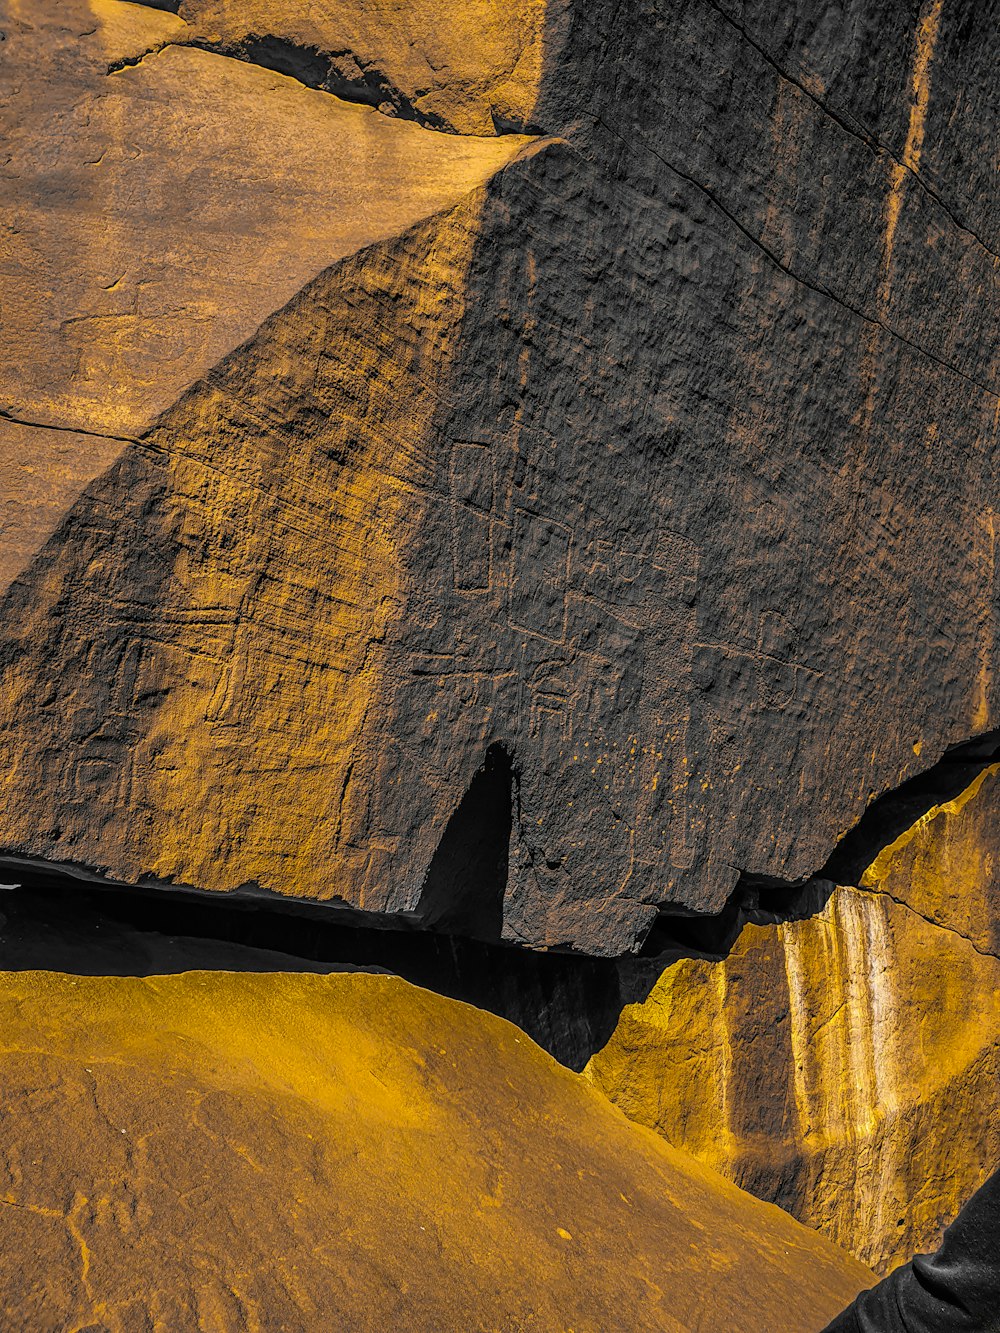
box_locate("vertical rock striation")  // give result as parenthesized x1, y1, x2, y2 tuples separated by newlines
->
(587, 762, 1000, 1271)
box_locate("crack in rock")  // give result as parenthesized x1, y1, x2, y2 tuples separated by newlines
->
(108, 33, 543, 136)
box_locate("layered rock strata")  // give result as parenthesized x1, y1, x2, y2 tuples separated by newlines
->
(0, 970, 871, 1330)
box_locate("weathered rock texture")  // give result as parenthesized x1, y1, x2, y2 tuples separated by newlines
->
(160, 0, 547, 134)
(587, 763, 1000, 1273)
(0, 2, 531, 443)
(0, 970, 871, 1330)
(3, 0, 999, 954)
(855, 760, 1000, 956)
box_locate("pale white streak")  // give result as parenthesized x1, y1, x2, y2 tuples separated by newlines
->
(780, 920, 813, 1141)
(861, 891, 899, 1255)
(710, 964, 733, 1174)
(837, 889, 878, 1141)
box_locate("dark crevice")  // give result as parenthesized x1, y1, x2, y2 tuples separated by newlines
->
(640, 729, 1000, 962)
(0, 864, 654, 1072)
(822, 729, 1000, 886)
(0, 408, 138, 447)
(105, 36, 433, 126)
(639, 878, 836, 961)
(107, 32, 536, 136)
(4, 732, 996, 1068)
(126, 0, 181, 11)
(416, 744, 512, 942)
(185, 35, 448, 130)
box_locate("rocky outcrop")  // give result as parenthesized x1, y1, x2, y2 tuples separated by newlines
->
(150, 0, 547, 134)
(586, 762, 1000, 1273)
(0, 2, 531, 445)
(0, 970, 871, 1330)
(2, 0, 999, 954)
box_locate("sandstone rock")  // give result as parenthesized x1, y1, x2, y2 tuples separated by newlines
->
(586, 882, 1000, 1273)
(170, 0, 547, 135)
(0, 0, 532, 443)
(0, 970, 871, 1330)
(2, 0, 999, 956)
(855, 761, 1000, 957)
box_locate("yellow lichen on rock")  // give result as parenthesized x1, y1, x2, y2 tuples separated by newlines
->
(587, 884, 1000, 1273)
(0, 971, 871, 1330)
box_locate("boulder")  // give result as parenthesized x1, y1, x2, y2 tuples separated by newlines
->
(2, 0, 999, 956)
(0, 970, 871, 1330)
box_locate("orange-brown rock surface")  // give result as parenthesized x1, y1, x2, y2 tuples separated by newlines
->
(587, 762, 1000, 1272)
(2, 0, 1000, 955)
(3, 0, 999, 1318)
(168, 0, 547, 134)
(0, 2, 531, 438)
(0, 970, 871, 1330)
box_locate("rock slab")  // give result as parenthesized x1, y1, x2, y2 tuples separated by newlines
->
(0, 970, 871, 1330)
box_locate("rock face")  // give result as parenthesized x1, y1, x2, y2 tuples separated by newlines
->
(167, 0, 547, 135)
(2, 0, 999, 954)
(587, 762, 1000, 1273)
(0, 3, 531, 438)
(4, 0, 1000, 1315)
(855, 760, 1000, 957)
(0, 970, 871, 1330)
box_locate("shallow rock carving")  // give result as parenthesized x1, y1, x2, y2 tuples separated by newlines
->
(2, 0, 999, 955)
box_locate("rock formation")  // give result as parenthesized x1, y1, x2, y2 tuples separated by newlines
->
(3, 0, 999, 956)
(587, 757, 1000, 1273)
(3, 0, 1000, 1315)
(0, 972, 871, 1329)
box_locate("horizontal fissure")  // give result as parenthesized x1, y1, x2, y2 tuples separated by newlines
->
(108, 32, 539, 136)
(0, 859, 652, 1072)
(640, 729, 1000, 959)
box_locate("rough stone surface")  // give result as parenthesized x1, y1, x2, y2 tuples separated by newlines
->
(0, 1, 532, 440)
(0, 970, 871, 1330)
(169, 0, 547, 135)
(587, 872, 1000, 1273)
(857, 761, 1000, 957)
(2, 0, 999, 957)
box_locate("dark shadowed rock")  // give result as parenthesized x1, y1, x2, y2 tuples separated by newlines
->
(0, 0, 998, 958)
